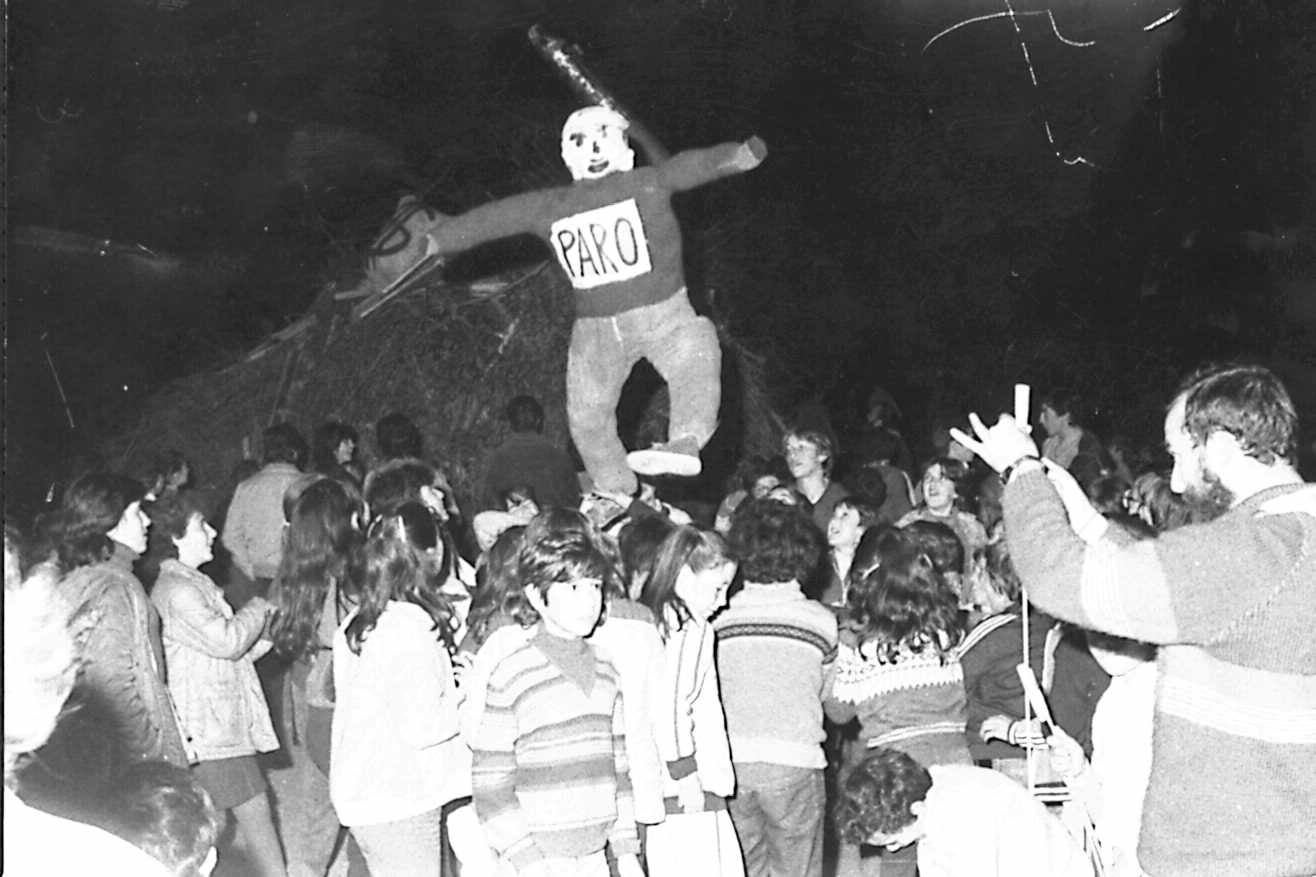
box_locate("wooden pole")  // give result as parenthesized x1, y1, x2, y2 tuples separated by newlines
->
(527, 25, 670, 164)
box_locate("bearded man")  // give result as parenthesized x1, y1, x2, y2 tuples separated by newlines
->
(951, 364, 1316, 877)
(421, 106, 766, 498)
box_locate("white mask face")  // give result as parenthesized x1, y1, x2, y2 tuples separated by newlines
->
(561, 106, 635, 181)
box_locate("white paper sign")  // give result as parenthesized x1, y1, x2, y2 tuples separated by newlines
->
(550, 198, 652, 289)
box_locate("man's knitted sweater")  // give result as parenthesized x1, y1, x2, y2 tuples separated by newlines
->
(426, 144, 752, 318)
(1004, 473, 1316, 876)
(714, 581, 838, 769)
(471, 627, 638, 870)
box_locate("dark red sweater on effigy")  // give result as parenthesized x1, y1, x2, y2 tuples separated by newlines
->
(1004, 472, 1316, 877)
(426, 143, 751, 318)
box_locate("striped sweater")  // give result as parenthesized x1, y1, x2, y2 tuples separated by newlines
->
(471, 626, 638, 870)
(1005, 473, 1316, 877)
(713, 581, 838, 769)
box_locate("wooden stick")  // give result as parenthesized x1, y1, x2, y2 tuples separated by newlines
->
(527, 25, 670, 164)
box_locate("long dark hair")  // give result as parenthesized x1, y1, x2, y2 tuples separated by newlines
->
(848, 535, 962, 664)
(50, 472, 147, 569)
(465, 525, 527, 650)
(640, 526, 733, 640)
(271, 478, 363, 660)
(345, 502, 457, 656)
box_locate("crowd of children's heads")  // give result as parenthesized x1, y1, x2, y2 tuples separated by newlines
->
(7, 379, 1261, 877)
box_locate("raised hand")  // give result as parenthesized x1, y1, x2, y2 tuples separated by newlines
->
(949, 412, 1039, 474)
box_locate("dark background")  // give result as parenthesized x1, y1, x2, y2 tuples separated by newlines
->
(6, 0, 1314, 519)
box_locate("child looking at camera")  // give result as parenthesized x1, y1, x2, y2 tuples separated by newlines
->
(471, 525, 642, 877)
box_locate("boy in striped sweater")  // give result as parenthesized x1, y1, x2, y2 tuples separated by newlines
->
(715, 498, 838, 877)
(471, 529, 643, 877)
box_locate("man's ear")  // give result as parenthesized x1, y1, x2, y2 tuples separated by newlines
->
(1203, 429, 1243, 468)
(909, 800, 926, 820)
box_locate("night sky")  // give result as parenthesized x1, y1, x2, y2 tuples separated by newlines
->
(5, 0, 1314, 518)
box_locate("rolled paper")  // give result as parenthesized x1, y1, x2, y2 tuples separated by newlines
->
(1014, 383, 1031, 426)
(1016, 662, 1056, 730)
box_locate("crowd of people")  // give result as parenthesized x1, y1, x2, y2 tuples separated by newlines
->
(4, 363, 1314, 877)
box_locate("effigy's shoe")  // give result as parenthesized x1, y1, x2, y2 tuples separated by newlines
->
(626, 435, 702, 478)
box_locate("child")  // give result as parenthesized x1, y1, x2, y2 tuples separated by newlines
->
(1047, 633, 1157, 877)
(147, 495, 283, 877)
(110, 760, 224, 877)
(471, 524, 643, 877)
(638, 526, 743, 876)
(331, 502, 464, 875)
(715, 498, 837, 877)
(836, 748, 1091, 877)
(958, 536, 1050, 783)
(817, 497, 881, 608)
(823, 532, 971, 877)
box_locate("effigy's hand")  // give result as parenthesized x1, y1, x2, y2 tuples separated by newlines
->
(949, 413, 1039, 474)
(737, 136, 768, 170)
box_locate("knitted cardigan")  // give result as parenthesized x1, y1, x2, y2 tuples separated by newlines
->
(1004, 473, 1316, 876)
(824, 634, 973, 768)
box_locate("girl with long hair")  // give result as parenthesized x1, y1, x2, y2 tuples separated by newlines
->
(266, 476, 363, 877)
(147, 494, 283, 876)
(331, 502, 462, 876)
(638, 526, 744, 876)
(824, 531, 971, 877)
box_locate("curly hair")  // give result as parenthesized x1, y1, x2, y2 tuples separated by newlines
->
(109, 760, 222, 877)
(346, 502, 457, 656)
(729, 497, 821, 585)
(847, 535, 962, 664)
(1175, 363, 1297, 465)
(835, 748, 932, 844)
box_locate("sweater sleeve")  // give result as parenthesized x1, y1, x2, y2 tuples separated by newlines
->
(608, 687, 641, 857)
(1004, 470, 1312, 645)
(471, 662, 544, 870)
(159, 578, 266, 661)
(655, 142, 754, 192)
(425, 190, 554, 257)
(655, 625, 708, 773)
(1003, 469, 1179, 644)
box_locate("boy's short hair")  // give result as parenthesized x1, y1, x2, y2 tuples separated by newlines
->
(836, 496, 882, 530)
(784, 428, 837, 477)
(262, 422, 307, 467)
(899, 519, 966, 576)
(836, 747, 933, 845)
(729, 497, 822, 584)
(109, 760, 222, 877)
(515, 529, 612, 625)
